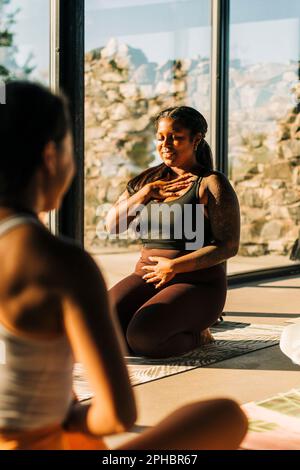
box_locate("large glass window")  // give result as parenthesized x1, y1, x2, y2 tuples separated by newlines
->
(0, 0, 50, 226)
(85, 0, 212, 286)
(0, 0, 49, 84)
(3, 1, 299, 281)
(228, 0, 300, 275)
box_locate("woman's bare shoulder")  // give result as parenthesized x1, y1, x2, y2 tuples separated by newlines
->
(43, 228, 100, 283)
(202, 170, 234, 193)
(198, 171, 238, 212)
(202, 169, 228, 182)
(8, 223, 100, 291)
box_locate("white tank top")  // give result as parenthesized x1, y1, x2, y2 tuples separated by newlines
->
(0, 214, 74, 431)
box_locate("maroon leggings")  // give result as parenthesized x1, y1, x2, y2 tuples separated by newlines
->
(109, 248, 227, 358)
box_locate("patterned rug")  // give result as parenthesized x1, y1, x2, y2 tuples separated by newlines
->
(73, 322, 284, 401)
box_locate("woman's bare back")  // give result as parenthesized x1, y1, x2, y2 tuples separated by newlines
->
(0, 218, 83, 338)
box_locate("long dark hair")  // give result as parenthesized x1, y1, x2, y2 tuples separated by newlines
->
(0, 81, 71, 202)
(126, 106, 213, 195)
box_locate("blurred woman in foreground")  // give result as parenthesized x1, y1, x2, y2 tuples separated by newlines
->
(0, 81, 247, 450)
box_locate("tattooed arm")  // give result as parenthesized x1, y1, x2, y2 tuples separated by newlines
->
(171, 172, 240, 273)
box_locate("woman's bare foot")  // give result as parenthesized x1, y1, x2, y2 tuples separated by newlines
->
(199, 328, 215, 345)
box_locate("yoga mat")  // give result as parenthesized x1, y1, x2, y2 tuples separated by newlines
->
(73, 321, 284, 401)
(241, 388, 300, 450)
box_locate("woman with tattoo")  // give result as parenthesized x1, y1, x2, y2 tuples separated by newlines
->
(107, 106, 240, 358)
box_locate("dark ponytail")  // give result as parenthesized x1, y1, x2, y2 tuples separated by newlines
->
(195, 138, 213, 172)
(0, 81, 71, 201)
(126, 106, 213, 195)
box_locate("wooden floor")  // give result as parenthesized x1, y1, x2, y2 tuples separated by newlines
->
(101, 274, 300, 449)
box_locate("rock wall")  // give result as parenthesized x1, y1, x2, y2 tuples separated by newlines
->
(85, 38, 300, 256)
(85, 38, 210, 250)
(229, 66, 300, 256)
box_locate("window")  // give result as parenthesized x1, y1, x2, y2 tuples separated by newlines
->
(228, 0, 300, 275)
(85, 0, 212, 286)
(0, 0, 49, 84)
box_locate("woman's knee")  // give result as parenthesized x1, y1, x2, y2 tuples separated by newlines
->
(126, 306, 162, 356)
(198, 398, 248, 445)
(168, 398, 248, 449)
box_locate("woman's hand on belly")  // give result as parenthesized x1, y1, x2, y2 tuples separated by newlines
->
(141, 256, 177, 289)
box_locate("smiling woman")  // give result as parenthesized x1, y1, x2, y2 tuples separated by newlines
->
(126, 106, 213, 195)
(106, 106, 240, 359)
(156, 118, 202, 169)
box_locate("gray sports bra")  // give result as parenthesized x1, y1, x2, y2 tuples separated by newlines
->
(137, 176, 214, 250)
